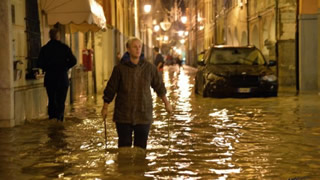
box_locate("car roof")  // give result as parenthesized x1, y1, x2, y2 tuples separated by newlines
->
(211, 45, 256, 49)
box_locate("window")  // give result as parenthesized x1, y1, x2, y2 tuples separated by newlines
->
(11, 4, 15, 24)
(25, 0, 41, 79)
(224, 0, 232, 9)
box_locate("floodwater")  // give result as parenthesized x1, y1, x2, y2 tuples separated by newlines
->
(1, 65, 320, 179)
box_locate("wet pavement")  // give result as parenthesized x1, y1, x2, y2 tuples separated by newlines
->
(1, 65, 320, 179)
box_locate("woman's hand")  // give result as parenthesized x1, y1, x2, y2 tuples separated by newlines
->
(101, 103, 109, 118)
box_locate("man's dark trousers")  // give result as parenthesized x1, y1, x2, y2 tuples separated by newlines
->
(46, 84, 68, 121)
(115, 122, 151, 149)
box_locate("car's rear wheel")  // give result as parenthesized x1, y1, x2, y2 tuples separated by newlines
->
(203, 86, 209, 97)
(195, 78, 199, 94)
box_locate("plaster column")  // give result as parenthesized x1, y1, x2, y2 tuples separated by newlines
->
(299, 0, 319, 91)
(318, 0, 320, 91)
(0, 0, 14, 127)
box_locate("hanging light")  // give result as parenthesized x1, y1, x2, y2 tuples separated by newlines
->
(163, 35, 169, 41)
(160, 16, 171, 31)
(144, 4, 151, 13)
(154, 25, 160, 32)
(178, 31, 184, 37)
(181, 16, 187, 24)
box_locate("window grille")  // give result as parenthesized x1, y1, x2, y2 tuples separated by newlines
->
(25, 0, 41, 79)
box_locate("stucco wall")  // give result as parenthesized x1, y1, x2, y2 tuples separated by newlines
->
(11, 0, 48, 126)
(94, 30, 116, 94)
(226, 5, 248, 47)
(318, 6, 320, 90)
(300, 0, 318, 14)
(298, 0, 319, 91)
(0, 0, 14, 127)
(299, 14, 318, 91)
(278, 40, 297, 87)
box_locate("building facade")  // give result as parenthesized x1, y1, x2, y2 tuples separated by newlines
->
(0, 0, 139, 127)
(185, 0, 320, 92)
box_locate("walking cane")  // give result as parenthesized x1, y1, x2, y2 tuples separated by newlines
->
(168, 113, 171, 151)
(167, 103, 173, 151)
(103, 115, 107, 148)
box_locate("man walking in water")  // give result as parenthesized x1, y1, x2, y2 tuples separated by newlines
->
(38, 28, 77, 122)
(101, 37, 172, 149)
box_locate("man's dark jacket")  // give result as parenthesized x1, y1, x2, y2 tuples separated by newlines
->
(38, 40, 77, 87)
(103, 55, 166, 125)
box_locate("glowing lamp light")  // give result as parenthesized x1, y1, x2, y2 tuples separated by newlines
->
(154, 25, 160, 32)
(181, 16, 187, 24)
(178, 31, 184, 36)
(153, 20, 157, 25)
(197, 15, 203, 22)
(163, 35, 169, 41)
(160, 21, 171, 31)
(144, 4, 151, 13)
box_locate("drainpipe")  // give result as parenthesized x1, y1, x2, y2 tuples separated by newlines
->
(69, 25, 73, 103)
(114, 0, 118, 61)
(275, 0, 279, 81)
(295, 0, 300, 91)
(214, 0, 217, 45)
(92, 32, 97, 94)
(246, 0, 250, 45)
(195, 0, 198, 67)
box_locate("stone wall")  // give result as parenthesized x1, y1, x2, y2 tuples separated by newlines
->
(278, 40, 297, 87)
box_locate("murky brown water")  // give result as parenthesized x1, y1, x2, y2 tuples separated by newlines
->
(1, 65, 320, 179)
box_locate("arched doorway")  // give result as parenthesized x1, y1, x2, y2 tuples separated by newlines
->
(234, 26, 239, 46)
(241, 31, 247, 46)
(251, 25, 259, 48)
(227, 27, 233, 45)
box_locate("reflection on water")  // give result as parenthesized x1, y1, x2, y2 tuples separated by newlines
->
(1, 65, 320, 179)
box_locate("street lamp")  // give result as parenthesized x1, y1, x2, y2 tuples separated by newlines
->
(154, 25, 160, 32)
(141, 4, 152, 59)
(144, 4, 151, 13)
(160, 16, 171, 31)
(181, 16, 187, 24)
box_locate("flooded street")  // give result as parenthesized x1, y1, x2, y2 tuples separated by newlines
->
(1, 65, 320, 179)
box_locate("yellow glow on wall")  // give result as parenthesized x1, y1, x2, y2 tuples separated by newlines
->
(300, 0, 318, 14)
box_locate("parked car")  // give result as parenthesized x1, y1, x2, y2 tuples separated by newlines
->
(195, 46, 278, 97)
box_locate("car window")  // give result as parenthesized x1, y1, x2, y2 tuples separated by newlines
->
(209, 48, 266, 65)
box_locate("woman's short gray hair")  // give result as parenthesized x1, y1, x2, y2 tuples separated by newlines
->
(126, 37, 141, 48)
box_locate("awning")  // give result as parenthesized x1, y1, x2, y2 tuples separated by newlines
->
(41, 0, 106, 33)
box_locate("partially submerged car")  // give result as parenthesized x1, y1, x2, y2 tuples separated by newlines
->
(195, 46, 278, 97)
